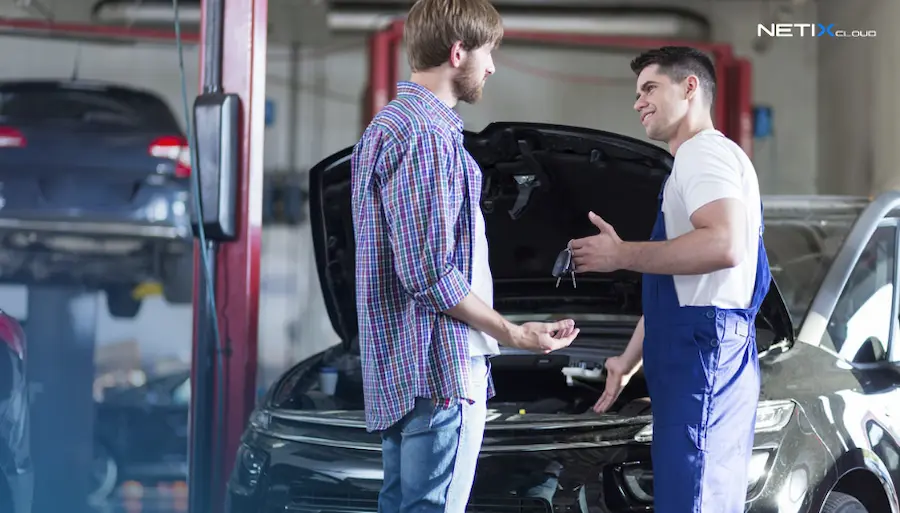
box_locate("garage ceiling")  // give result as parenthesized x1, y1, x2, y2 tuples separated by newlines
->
(0, 0, 806, 46)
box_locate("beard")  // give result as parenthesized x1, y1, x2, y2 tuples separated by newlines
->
(452, 60, 484, 104)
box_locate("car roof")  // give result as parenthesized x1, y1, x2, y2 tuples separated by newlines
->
(0, 79, 165, 99)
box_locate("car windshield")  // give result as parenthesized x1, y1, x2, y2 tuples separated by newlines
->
(763, 197, 865, 331)
(0, 83, 182, 131)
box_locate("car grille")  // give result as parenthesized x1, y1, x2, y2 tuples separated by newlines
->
(285, 489, 551, 513)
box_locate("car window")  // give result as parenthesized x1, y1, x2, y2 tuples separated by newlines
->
(823, 224, 897, 363)
(0, 85, 181, 131)
(765, 220, 852, 328)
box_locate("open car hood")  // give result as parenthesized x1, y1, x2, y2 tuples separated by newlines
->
(309, 122, 794, 350)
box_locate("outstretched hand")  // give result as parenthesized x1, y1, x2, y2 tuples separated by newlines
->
(512, 319, 579, 354)
(570, 211, 625, 273)
(592, 355, 634, 413)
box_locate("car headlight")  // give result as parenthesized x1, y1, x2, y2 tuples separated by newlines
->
(633, 399, 796, 443)
(230, 444, 268, 496)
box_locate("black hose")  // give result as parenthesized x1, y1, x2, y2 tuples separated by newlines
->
(203, 0, 224, 93)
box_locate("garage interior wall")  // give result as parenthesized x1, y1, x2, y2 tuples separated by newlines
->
(817, 0, 897, 197)
(5, 0, 887, 381)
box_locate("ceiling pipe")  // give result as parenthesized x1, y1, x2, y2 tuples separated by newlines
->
(0, 16, 199, 45)
(90, 2, 710, 40)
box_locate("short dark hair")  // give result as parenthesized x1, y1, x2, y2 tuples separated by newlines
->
(630, 46, 716, 104)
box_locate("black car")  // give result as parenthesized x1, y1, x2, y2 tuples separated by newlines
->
(0, 80, 194, 318)
(91, 370, 191, 502)
(226, 123, 900, 513)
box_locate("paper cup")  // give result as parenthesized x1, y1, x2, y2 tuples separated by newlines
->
(319, 366, 338, 395)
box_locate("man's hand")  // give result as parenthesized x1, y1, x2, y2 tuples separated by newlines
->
(570, 212, 624, 273)
(592, 355, 636, 413)
(507, 319, 579, 354)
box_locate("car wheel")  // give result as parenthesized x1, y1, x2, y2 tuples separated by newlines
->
(822, 492, 869, 513)
(88, 442, 119, 504)
(161, 253, 194, 304)
(106, 287, 142, 319)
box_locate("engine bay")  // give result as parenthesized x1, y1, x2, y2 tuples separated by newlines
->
(280, 349, 651, 418)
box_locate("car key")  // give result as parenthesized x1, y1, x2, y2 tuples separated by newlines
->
(552, 246, 576, 288)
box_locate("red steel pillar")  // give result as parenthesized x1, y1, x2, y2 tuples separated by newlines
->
(728, 57, 754, 159)
(363, 28, 393, 130)
(193, 0, 267, 510)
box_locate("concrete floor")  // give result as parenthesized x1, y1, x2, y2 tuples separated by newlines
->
(91, 482, 187, 513)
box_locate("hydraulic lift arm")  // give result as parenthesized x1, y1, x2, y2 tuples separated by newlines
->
(186, 0, 267, 512)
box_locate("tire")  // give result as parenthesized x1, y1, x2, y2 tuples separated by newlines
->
(161, 252, 194, 304)
(106, 287, 142, 319)
(822, 492, 869, 513)
(88, 442, 119, 504)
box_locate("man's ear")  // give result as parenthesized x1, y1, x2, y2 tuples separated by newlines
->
(684, 75, 699, 101)
(449, 41, 466, 68)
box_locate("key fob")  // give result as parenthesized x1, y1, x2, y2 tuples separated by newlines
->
(552, 248, 572, 278)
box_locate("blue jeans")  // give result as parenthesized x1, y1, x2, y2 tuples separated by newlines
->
(377, 356, 489, 513)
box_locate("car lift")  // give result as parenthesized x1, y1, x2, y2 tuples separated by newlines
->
(7, 7, 752, 513)
(25, 286, 98, 513)
(187, 0, 267, 512)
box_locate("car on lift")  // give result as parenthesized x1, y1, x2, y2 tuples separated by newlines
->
(0, 80, 194, 318)
(225, 123, 900, 513)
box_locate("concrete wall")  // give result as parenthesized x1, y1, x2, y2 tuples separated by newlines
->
(817, 0, 897, 196)
(0, 0, 827, 384)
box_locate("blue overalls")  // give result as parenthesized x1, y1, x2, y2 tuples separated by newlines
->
(641, 177, 770, 513)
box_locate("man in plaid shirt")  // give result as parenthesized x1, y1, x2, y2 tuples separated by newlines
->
(350, 0, 580, 510)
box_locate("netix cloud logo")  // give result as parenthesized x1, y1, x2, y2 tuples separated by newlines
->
(757, 23, 877, 38)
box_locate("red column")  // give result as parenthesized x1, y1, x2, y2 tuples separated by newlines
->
(364, 28, 392, 127)
(730, 58, 754, 158)
(193, 0, 267, 510)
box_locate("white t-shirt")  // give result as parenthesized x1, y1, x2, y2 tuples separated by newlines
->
(468, 205, 500, 356)
(661, 129, 762, 309)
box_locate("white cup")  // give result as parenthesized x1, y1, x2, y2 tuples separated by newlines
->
(319, 366, 338, 395)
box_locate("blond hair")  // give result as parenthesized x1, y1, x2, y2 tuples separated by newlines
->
(404, 0, 504, 72)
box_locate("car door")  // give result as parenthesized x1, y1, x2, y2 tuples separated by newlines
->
(820, 221, 900, 484)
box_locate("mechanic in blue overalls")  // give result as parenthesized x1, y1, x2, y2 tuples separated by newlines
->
(570, 46, 770, 513)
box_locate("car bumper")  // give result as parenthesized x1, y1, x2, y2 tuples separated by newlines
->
(0, 217, 191, 240)
(224, 409, 831, 513)
(0, 187, 193, 243)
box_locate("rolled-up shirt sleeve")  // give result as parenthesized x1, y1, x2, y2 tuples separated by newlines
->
(380, 131, 470, 312)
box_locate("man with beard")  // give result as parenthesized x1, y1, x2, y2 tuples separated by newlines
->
(571, 46, 768, 513)
(350, 0, 579, 511)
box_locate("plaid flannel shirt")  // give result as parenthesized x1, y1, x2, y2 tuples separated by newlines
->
(350, 81, 497, 432)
